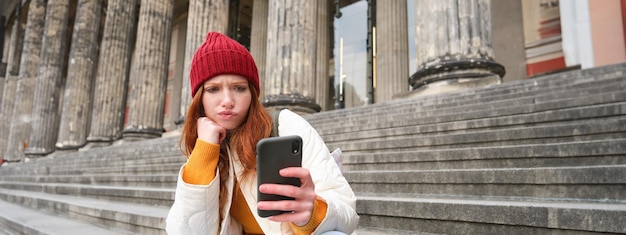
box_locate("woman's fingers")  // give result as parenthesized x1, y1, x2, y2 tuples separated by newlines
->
(279, 167, 314, 188)
(257, 167, 317, 225)
(256, 187, 314, 226)
(197, 117, 226, 144)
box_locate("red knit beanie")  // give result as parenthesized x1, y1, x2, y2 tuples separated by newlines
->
(189, 32, 259, 97)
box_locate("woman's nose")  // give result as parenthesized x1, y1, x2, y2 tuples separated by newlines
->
(221, 92, 234, 108)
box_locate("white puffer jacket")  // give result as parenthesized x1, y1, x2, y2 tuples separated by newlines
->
(166, 109, 359, 235)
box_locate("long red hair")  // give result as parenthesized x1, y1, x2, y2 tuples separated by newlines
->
(180, 82, 272, 216)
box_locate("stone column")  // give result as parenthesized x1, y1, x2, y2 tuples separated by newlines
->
(56, 0, 102, 150)
(264, 0, 320, 113)
(4, 0, 47, 162)
(87, 0, 137, 145)
(24, 0, 71, 156)
(375, 0, 409, 103)
(409, 0, 505, 97)
(123, 0, 173, 139)
(315, 0, 330, 111)
(250, 0, 268, 101)
(0, 15, 5, 75)
(178, 0, 228, 126)
(0, 8, 25, 160)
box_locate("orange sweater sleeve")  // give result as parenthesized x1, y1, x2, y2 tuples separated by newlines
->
(182, 139, 221, 185)
(290, 197, 329, 235)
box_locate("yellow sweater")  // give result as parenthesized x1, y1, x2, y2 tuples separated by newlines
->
(182, 139, 328, 234)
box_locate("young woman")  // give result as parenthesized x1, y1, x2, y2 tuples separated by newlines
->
(166, 32, 359, 235)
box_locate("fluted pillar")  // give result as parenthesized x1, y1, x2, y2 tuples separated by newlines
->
(25, 0, 71, 156)
(375, 0, 409, 103)
(178, 0, 228, 125)
(123, 0, 173, 139)
(250, 0, 268, 101)
(0, 17, 4, 103)
(0, 8, 25, 160)
(315, 0, 330, 111)
(87, 0, 137, 144)
(409, 0, 504, 96)
(56, 0, 103, 150)
(264, 0, 320, 113)
(4, 0, 47, 162)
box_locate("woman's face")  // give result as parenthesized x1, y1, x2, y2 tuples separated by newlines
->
(201, 74, 252, 130)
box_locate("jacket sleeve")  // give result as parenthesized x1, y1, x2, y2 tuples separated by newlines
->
(278, 109, 360, 234)
(165, 165, 221, 235)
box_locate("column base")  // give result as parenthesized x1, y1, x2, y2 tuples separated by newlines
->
(84, 136, 119, 150)
(3, 148, 26, 162)
(1, 158, 24, 164)
(86, 135, 120, 143)
(23, 147, 54, 157)
(55, 140, 87, 151)
(162, 129, 182, 138)
(410, 57, 505, 90)
(80, 141, 113, 151)
(263, 94, 321, 114)
(122, 126, 163, 141)
(395, 74, 502, 99)
(174, 115, 185, 126)
(1, 158, 34, 165)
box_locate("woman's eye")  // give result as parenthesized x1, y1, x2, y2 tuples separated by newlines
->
(204, 87, 218, 93)
(235, 86, 247, 92)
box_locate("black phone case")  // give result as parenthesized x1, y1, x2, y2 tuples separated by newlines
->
(256, 135, 303, 217)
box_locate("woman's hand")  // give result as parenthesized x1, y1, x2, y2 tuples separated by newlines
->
(257, 167, 317, 226)
(197, 117, 226, 144)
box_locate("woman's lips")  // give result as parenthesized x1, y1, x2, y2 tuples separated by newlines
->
(218, 111, 237, 119)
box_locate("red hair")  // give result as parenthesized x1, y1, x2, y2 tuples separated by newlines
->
(179, 83, 272, 216)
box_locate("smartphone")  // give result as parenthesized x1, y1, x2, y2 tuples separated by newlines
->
(256, 135, 303, 217)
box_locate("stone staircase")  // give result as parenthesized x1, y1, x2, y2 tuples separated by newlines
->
(305, 63, 626, 234)
(0, 62, 625, 234)
(0, 136, 180, 234)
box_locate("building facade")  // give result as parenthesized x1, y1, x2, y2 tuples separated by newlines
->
(1, 0, 625, 162)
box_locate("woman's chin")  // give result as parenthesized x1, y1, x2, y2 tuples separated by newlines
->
(220, 122, 242, 131)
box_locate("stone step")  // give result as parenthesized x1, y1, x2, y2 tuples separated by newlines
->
(322, 100, 626, 144)
(332, 116, 626, 153)
(355, 193, 626, 234)
(0, 182, 174, 207)
(48, 138, 179, 163)
(32, 156, 183, 175)
(323, 62, 625, 112)
(0, 148, 184, 176)
(343, 139, 626, 171)
(4, 98, 621, 177)
(8, 114, 623, 177)
(87, 162, 182, 175)
(0, 174, 177, 188)
(0, 157, 183, 176)
(0, 188, 168, 234)
(345, 165, 626, 201)
(354, 227, 435, 235)
(309, 80, 626, 130)
(0, 199, 132, 235)
(306, 66, 626, 127)
(7, 105, 623, 177)
(50, 157, 184, 175)
(0, 149, 178, 171)
(313, 89, 626, 136)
